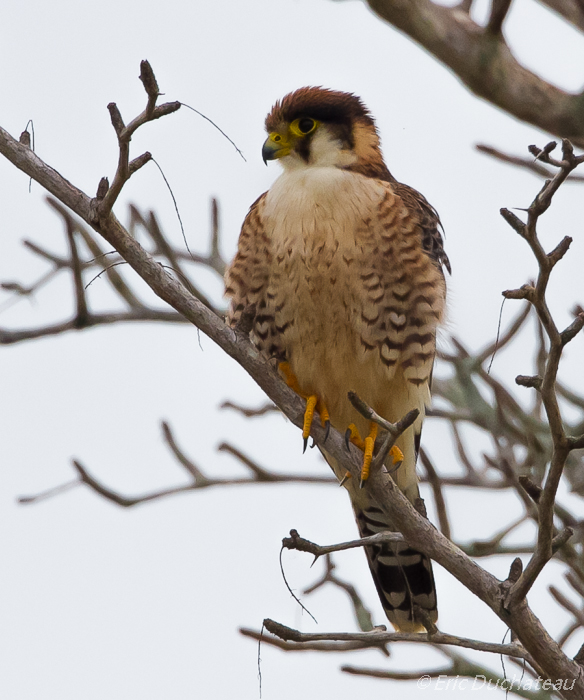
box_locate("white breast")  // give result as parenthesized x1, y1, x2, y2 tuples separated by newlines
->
(263, 166, 385, 253)
(262, 167, 388, 425)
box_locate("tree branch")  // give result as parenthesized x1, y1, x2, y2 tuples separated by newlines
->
(261, 618, 532, 660)
(363, 0, 584, 146)
(282, 528, 405, 560)
(537, 0, 584, 33)
(500, 142, 584, 608)
(476, 144, 584, 181)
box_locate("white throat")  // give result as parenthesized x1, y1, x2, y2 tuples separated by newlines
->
(280, 126, 358, 171)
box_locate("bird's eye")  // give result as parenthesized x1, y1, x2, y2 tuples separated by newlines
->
(298, 118, 315, 134)
(290, 117, 318, 137)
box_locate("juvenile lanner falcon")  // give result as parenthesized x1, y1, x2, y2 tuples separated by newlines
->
(225, 87, 449, 632)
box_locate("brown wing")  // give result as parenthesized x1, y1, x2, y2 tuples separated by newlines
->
(224, 193, 286, 361)
(393, 182, 451, 275)
(349, 180, 446, 632)
(353, 182, 446, 395)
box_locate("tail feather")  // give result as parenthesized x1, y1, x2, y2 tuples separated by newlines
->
(321, 437, 437, 632)
(355, 505, 437, 632)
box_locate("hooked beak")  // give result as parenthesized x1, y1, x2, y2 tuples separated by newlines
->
(262, 133, 291, 164)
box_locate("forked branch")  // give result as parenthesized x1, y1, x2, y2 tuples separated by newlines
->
(500, 141, 584, 608)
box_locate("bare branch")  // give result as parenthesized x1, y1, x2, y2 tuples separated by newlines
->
(239, 627, 374, 653)
(419, 448, 451, 539)
(217, 442, 335, 484)
(537, 0, 584, 33)
(161, 421, 210, 483)
(516, 375, 542, 390)
(47, 198, 144, 309)
(99, 62, 180, 214)
(0, 310, 188, 346)
(342, 656, 556, 700)
(18, 479, 82, 505)
(476, 144, 584, 181)
(364, 1, 584, 147)
(549, 586, 584, 628)
(558, 621, 582, 650)
(348, 392, 419, 468)
(138, 204, 218, 312)
(502, 144, 582, 607)
(17, 436, 337, 508)
(220, 400, 279, 417)
(64, 212, 89, 326)
(282, 528, 405, 560)
(261, 618, 532, 660)
(459, 516, 531, 557)
(561, 313, 584, 346)
(486, 0, 513, 35)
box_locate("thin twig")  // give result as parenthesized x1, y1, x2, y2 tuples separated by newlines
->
(419, 448, 451, 539)
(282, 528, 405, 560)
(261, 618, 532, 660)
(476, 144, 584, 181)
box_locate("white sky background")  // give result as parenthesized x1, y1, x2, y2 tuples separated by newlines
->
(1, 0, 584, 698)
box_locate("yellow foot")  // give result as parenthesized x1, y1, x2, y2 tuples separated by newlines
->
(389, 445, 404, 466)
(360, 423, 378, 488)
(319, 402, 331, 443)
(279, 362, 330, 451)
(303, 395, 317, 453)
(344, 422, 380, 488)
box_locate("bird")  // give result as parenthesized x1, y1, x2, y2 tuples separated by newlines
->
(224, 87, 449, 632)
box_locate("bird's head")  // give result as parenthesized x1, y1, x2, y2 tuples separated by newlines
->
(262, 87, 390, 179)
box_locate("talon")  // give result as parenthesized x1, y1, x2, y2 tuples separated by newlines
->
(319, 402, 330, 427)
(280, 362, 330, 449)
(323, 420, 331, 444)
(388, 460, 403, 475)
(344, 428, 352, 451)
(390, 445, 404, 464)
(303, 437, 308, 454)
(302, 394, 318, 449)
(339, 471, 351, 487)
(387, 445, 404, 474)
(359, 422, 378, 487)
(346, 423, 364, 450)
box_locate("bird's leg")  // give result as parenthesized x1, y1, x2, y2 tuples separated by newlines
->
(342, 422, 405, 488)
(278, 362, 330, 451)
(318, 400, 331, 442)
(278, 361, 302, 394)
(360, 422, 378, 487)
(387, 445, 405, 474)
(302, 395, 318, 452)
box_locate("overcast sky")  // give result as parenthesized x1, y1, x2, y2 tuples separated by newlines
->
(1, 1, 584, 698)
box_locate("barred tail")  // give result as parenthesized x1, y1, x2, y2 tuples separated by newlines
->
(354, 504, 437, 633)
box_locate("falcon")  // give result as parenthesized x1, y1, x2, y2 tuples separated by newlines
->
(225, 87, 449, 632)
